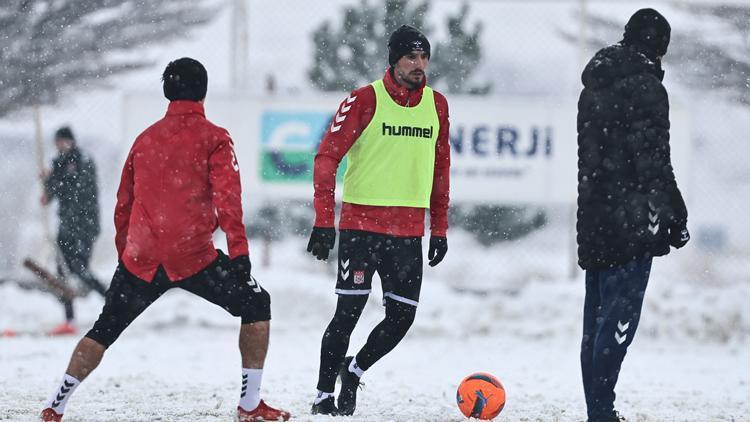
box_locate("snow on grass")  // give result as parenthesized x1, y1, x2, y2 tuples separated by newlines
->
(1, 244, 748, 421)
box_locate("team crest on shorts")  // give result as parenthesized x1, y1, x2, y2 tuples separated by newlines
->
(353, 270, 365, 284)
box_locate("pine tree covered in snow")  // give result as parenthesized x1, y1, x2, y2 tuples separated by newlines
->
(0, 0, 218, 117)
(429, 3, 490, 95)
(308, 0, 490, 94)
(452, 205, 547, 246)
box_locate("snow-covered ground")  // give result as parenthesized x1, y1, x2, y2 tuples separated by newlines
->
(1, 238, 748, 422)
(1, 2, 750, 421)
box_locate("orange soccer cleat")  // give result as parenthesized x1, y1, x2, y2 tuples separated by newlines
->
(236, 400, 291, 421)
(47, 322, 77, 336)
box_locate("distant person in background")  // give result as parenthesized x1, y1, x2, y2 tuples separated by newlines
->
(41, 126, 106, 335)
(576, 8, 690, 422)
(40, 57, 290, 422)
(307, 25, 450, 416)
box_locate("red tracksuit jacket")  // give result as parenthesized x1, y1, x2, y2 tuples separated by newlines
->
(115, 101, 248, 282)
(313, 69, 451, 237)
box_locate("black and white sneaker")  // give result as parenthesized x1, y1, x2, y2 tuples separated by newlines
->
(311, 396, 338, 416)
(337, 356, 363, 416)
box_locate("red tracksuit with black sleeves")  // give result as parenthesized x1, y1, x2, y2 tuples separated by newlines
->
(313, 69, 450, 237)
(314, 70, 451, 394)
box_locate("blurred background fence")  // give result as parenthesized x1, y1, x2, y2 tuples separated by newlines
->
(1, 0, 749, 290)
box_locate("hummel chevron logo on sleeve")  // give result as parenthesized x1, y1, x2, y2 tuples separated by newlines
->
(331, 95, 357, 133)
(647, 201, 660, 235)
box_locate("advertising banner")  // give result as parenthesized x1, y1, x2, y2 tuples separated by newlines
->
(123, 93, 688, 206)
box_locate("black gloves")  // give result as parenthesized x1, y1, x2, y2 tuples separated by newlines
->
(307, 228, 445, 265)
(428, 236, 448, 267)
(668, 225, 690, 249)
(231, 255, 252, 282)
(307, 227, 336, 260)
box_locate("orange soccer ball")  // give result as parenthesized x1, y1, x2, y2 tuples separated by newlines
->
(456, 372, 506, 420)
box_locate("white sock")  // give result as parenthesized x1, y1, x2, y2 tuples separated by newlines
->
(46, 374, 80, 414)
(349, 357, 365, 378)
(239, 368, 262, 411)
(314, 390, 335, 405)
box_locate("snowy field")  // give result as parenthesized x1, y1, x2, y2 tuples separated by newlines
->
(1, 1, 750, 421)
(1, 237, 748, 422)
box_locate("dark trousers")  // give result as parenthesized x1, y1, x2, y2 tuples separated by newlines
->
(86, 251, 271, 348)
(316, 295, 416, 393)
(57, 234, 107, 320)
(316, 230, 421, 393)
(581, 256, 652, 421)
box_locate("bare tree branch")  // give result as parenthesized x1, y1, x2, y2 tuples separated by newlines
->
(559, 6, 750, 106)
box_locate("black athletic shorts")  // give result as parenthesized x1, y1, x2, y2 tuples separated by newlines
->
(335, 230, 423, 307)
(86, 250, 271, 348)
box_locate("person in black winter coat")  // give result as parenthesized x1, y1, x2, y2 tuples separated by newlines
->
(41, 126, 106, 334)
(576, 8, 690, 422)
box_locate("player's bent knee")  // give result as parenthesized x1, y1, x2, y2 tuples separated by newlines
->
(388, 300, 417, 334)
(84, 329, 118, 349)
(396, 310, 416, 333)
(239, 288, 271, 324)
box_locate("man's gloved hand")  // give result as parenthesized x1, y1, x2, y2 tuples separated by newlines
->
(668, 225, 690, 249)
(427, 236, 448, 267)
(307, 227, 336, 260)
(231, 255, 252, 282)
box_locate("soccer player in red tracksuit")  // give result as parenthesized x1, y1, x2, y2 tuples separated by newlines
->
(307, 25, 450, 416)
(41, 58, 290, 422)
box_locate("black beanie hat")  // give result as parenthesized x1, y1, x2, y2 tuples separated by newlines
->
(622, 8, 671, 60)
(54, 126, 75, 142)
(388, 25, 430, 66)
(162, 57, 208, 102)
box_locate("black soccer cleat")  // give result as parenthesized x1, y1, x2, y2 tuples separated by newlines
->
(337, 356, 363, 416)
(587, 411, 626, 422)
(311, 396, 338, 416)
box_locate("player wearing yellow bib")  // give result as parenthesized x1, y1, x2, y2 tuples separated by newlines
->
(307, 25, 451, 416)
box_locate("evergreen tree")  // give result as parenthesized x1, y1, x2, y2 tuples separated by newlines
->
(309, 0, 490, 94)
(430, 3, 490, 94)
(450, 205, 547, 247)
(0, 0, 218, 117)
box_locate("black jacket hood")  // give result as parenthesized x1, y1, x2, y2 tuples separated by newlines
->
(622, 8, 670, 61)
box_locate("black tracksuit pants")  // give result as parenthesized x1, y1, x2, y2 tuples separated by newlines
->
(316, 230, 422, 393)
(581, 256, 652, 421)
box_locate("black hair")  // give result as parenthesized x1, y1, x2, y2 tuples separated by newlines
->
(162, 57, 208, 101)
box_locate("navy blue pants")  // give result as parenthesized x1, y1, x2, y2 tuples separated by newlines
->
(581, 256, 652, 421)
